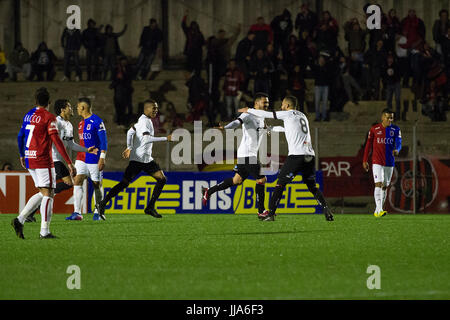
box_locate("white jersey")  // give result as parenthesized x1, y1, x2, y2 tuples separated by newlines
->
(247, 109, 315, 156)
(52, 115, 86, 163)
(225, 112, 266, 158)
(127, 114, 167, 163)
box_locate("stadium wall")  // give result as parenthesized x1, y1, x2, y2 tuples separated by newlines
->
(1, 0, 448, 58)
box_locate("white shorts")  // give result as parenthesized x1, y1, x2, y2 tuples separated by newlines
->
(75, 160, 103, 182)
(372, 164, 394, 185)
(28, 167, 56, 189)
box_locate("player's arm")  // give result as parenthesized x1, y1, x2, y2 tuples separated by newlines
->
(238, 107, 287, 120)
(122, 126, 136, 159)
(393, 129, 402, 156)
(218, 116, 246, 130)
(67, 137, 98, 155)
(17, 126, 26, 169)
(97, 123, 108, 171)
(50, 134, 76, 177)
(362, 127, 374, 172)
(268, 125, 285, 132)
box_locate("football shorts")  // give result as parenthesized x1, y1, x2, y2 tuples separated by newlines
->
(372, 164, 394, 185)
(28, 167, 56, 189)
(75, 160, 103, 182)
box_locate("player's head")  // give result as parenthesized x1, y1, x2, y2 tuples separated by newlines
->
(35, 87, 50, 108)
(381, 108, 394, 126)
(77, 97, 92, 117)
(253, 92, 269, 110)
(143, 99, 159, 118)
(54, 99, 73, 119)
(281, 96, 298, 111)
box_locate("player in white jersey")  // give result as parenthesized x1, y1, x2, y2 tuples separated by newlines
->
(239, 96, 334, 221)
(24, 99, 97, 222)
(202, 93, 270, 219)
(96, 100, 172, 219)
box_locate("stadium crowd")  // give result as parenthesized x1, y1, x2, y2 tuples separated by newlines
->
(0, 3, 448, 124)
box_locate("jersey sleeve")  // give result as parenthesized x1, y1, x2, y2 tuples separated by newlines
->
(17, 124, 26, 158)
(127, 126, 136, 150)
(363, 127, 374, 163)
(47, 115, 59, 136)
(395, 128, 402, 152)
(97, 120, 108, 151)
(246, 109, 275, 119)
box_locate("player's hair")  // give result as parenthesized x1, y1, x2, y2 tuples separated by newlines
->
(254, 92, 269, 104)
(35, 87, 50, 107)
(78, 97, 92, 110)
(284, 95, 298, 109)
(143, 99, 157, 107)
(381, 108, 393, 114)
(54, 99, 69, 115)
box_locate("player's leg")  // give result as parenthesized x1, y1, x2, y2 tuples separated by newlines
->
(379, 166, 394, 217)
(255, 176, 268, 219)
(266, 156, 298, 221)
(302, 157, 334, 221)
(88, 163, 104, 220)
(69, 173, 86, 220)
(372, 164, 384, 217)
(145, 163, 167, 218)
(39, 186, 56, 239)
(97, 162, 141, 218)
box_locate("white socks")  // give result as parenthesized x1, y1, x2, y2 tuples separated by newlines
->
(73, 185, 83, 213)
(18, 192, 43, 224)
(40, 196, 54, 237)
(94, 187, 103, 206)
(381, 188, 387, 209)
(374, 187, 382, 213)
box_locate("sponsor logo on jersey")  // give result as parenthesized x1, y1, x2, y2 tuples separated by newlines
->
(86, 124, 91, 130)
(24, 114, 42, 124)
(25, 150, 37, 158)
(377, 137, 394, 144)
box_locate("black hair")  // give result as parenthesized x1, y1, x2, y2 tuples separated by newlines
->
(439, 9, 449, 16)
(143, 99, 157, 106)
(284, 95, 298, 109)
(54, 99, 70, 116)
(254, 92, 269, 104)
(381, 108, 393, 114)
(150, 18, 157, 24)
(35, 87, 50, 106)
(78, 97, 92, 109)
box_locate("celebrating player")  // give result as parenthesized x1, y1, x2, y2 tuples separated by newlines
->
(202, 93, 270, 219)
(66, 97, 108, 221)
(96, 99, 171, 219)
(25, 99, 98, 222)
(363, 109, 402, 217)
(12, 88, 76, 239)
(238, 96, 334, 222)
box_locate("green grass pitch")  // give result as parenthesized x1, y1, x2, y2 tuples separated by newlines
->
(1, 213, 449, 299)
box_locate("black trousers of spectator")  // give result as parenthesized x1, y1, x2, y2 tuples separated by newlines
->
(386, 82, 401, 117)
(237, 61, 250, 92)
(63, 50, 82, 79)
(33, 64, 55, 81)
(103, 54, 116, 80)
(114, 88, 133, 126)
(86, 48, 100, 80)
(397, 56, 411, 87)
(135, 49, 156, 80)
(186, 52, 203, 76)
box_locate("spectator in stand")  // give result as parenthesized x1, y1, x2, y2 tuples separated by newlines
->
(109, 56, 134, 128)
(364, 40, 387, 100)
(432, 9, 450, 56)
(314, 10, 339, 53)
(6, 42, 31, 81)
(61, 27, 82, 82)
(185, 71, 210, 125)
(82, 19, 103, 81)
(249, 49, 274, 95)
(340, 55, 363, 105)
(385, 9, 401, 53)
(344, 18, 367, 60)
(266, 43, 283, 108)
(299, 29, 317, 67)
(395, 32, 410, 87)
(401, 9, 426, 51)
(294, 2, 318, 38)
(421, 80, 447, 121)
(311, 55, 332, 121)
(420, 42, 443, 100)
(182, 10, 205, 76)
(270, 9, 293, 57)
(29, 42, 57, 81)
(223, 59, 245, 120)
(135, 18, 163, 80)
(249, 17, 273, 51)
(235, 31, 255, 93)
(0, 45, 7, 82)
(206, 25, 241, 117)
(283, 35, 301, 72)
(287, 65, 306, 112)
(384, 54, 402, 119)
(101, 24, 128, 81)
(365, 4, 388, 51)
